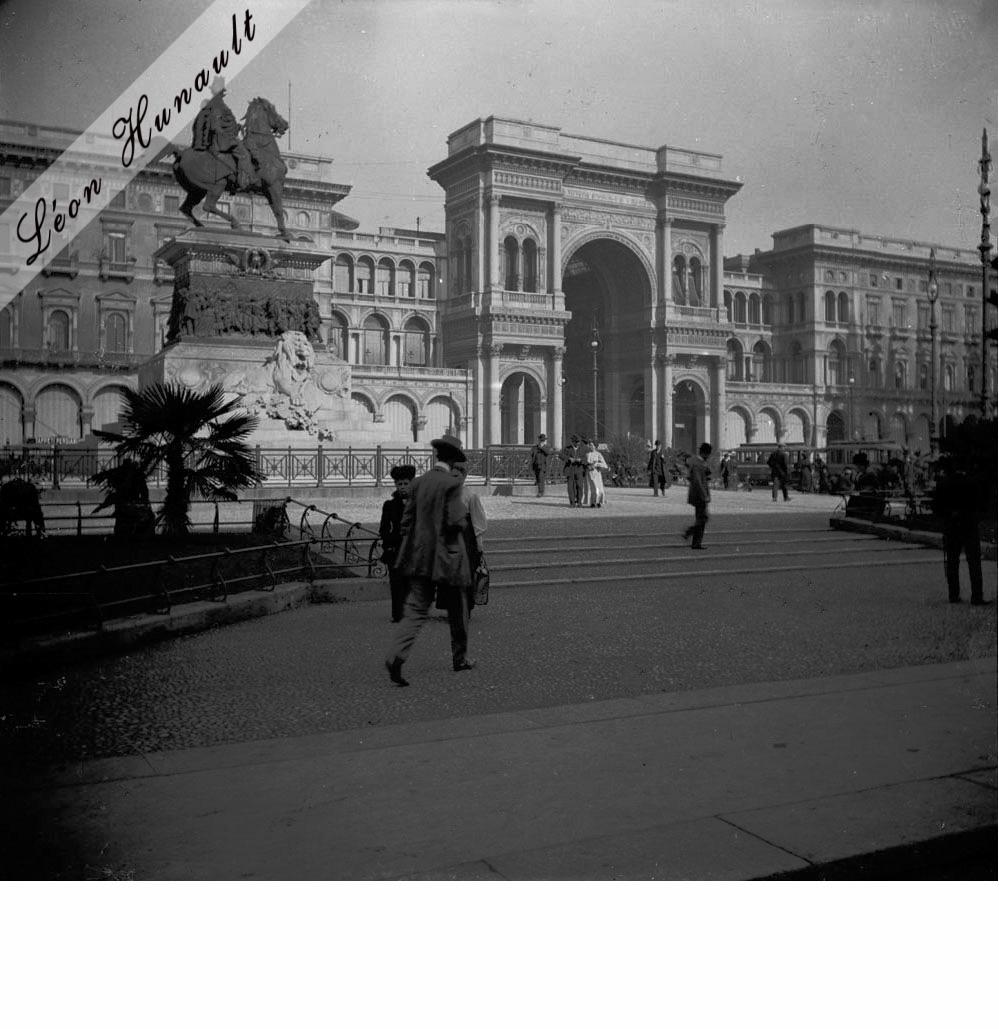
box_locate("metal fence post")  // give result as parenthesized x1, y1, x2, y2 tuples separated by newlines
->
(287, 446, 293, 489)
(485, 445, 492, 487)
(347, 446, 353, 486)
(76, 501, 82, 537)
(375, 445, 383, 487)
(317, 444, 324, 487)
(52, 442, 60, 490)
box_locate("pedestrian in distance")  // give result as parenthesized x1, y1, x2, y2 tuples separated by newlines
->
(384, 434, 476, 687)
(767, 443, 791, 502)
(378, 464, 416, 623)
(931, 453, 987, 605)
(530, 433, 552, 497)
(681, 442, 713, 549)
(647, 439, 670, 496)
(720, 452, 733, 490)
(562, 433, 587, 507)
(586, 440, 608, 507)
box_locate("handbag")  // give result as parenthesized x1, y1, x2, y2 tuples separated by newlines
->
(473, 554, 490, 606)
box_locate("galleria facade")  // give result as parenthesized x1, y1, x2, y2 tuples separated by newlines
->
(1, 115, 995, 453)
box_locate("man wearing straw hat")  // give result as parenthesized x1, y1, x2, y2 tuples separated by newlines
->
(384, 433, 476, 686)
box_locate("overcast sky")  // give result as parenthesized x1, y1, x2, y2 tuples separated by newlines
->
(1, 0, 995, 256)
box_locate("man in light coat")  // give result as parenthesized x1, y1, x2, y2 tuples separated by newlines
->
(385, 434, 475, 686)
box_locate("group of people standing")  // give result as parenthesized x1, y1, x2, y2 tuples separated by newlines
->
(380, 434, 486, 687)
(544, 433, 608, 508)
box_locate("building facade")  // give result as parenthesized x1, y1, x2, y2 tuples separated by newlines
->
(2, 115, 995, 452)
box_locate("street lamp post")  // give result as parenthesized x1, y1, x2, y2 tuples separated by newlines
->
(927, 248, 939, 456)
(978, 128, 992, 417)
(590, 319, 600, 441)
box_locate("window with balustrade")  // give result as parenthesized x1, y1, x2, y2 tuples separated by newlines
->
(919, 364, 928, 390)
(376, 259, 394, 296)
(523, 239, 538, 293)
(672, 256, 687, 304)
(965, 305, 977, 334)
(796, 293, 806, 324)
(417, 262, 434, 300)
(944, 365, 954, 391)
(752, 340, 771, 382)
(733, 292, 747, 323)
(894, 361, 906, 389)
(748, 293, 760, 324)
(397, 261, 414, 299)
(837, 292, 849, 323)
(356, 257, 374, 295)
(726, 339, 742, 380)
(724, 292, 732, 321)
(892, 299, 907, 329)
(688, 258, 703, 306)
(825, 291, 837, 322)
(504, 237, 519, 291)
(942, 305, 956, 333)
(866, 297, 880, 326)
(333, 254, 353, 293)
(827, 339, 845, 385)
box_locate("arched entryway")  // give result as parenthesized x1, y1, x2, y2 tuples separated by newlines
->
(499, 372, 542, 443)
(826, 410, 846, 443)
(672, 379, 705, 454)
(561, 237, 654, 442)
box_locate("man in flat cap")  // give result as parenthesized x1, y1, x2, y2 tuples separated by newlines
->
(530, 433, 552, 497)
(378, 464, 416, 623)
(385, 434, 475, 686)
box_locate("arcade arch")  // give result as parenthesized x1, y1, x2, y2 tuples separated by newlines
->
(560, 235, 654, 441)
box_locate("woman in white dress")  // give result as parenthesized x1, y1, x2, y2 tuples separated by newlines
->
(585, 440, 608, 508)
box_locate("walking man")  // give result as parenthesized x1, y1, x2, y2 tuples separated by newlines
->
(530, 433, 552, 497)
(767, 443, 791, 502)
(378, 464, 415, 623)
(648, 440, 670, 496)
(384, 434, 475, 687)
(682, 442, 713, 549)
(563, 434, 587, 507)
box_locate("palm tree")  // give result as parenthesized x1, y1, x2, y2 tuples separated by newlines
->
(95, 383, 262, 537)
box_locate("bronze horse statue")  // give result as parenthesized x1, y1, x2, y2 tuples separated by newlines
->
(168, 97, 292, 241)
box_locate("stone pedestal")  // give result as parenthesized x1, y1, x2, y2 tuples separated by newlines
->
(142, 230, 395, 446)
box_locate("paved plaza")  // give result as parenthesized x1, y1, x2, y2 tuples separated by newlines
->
(2, 491, 996, 880)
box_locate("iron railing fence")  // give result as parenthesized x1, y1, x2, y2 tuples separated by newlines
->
(0, 539, 319, 640)
(0, 443, 567, 492)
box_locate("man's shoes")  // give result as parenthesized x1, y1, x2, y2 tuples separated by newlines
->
(385, 658, 409, 687)
(971, 598, 990, 606)
(453, 659, 477, 672)
(691, 544, 706, 550)
(681, 529, 692, 540)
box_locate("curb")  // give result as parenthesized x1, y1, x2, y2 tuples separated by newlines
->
(829, 516, 998, 559)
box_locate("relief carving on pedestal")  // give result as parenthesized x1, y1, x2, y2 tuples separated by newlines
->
(221, 330, 345, 438)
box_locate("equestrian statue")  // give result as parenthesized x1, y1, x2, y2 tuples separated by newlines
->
(168, 77, 292, 241)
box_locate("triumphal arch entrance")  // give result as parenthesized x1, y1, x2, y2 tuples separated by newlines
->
(428, 117, 743, 450)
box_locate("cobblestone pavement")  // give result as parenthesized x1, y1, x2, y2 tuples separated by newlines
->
(2, 509, 994, 766)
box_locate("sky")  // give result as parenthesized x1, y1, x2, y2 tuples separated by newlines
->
(0, 0, 996, 256)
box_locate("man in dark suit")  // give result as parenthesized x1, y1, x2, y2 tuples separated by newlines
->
(682, 442, 713, 549)
(384, 434, 475, 686)
(530, 433, 552, 497)
(767, 443, 791, 502)
(932, 453, 986, 605)
(562, 434, 587, 507)
(378, 464, 416, 623)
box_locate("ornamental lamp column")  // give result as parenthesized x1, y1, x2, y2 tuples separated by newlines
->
(927, 249, 939, 456)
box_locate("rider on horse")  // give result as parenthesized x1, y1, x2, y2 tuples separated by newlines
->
(192, 77, 253, 191)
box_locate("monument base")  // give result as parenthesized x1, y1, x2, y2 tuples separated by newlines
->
(140, 336, 403, 448)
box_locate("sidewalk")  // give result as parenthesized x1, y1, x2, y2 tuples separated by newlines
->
(7, 659, 995, 880)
